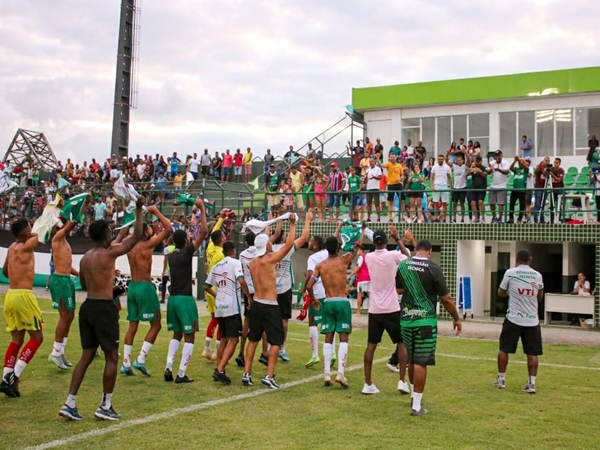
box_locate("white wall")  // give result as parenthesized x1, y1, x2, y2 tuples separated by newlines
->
(456, 240, 486, 316)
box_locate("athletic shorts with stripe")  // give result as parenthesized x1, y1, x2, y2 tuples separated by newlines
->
(320, 298, 352, 335)
(167, 295, 199, 334)
(308, 298, 325, 324)
(49, 274, 76, 311)
(127, 281, 161, 322)
(4, 289, 43, 332)
(401, 322, 437, 366)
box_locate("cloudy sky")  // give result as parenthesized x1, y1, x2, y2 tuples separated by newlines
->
(1, 0, 598, 164)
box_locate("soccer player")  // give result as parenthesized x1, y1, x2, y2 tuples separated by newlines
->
(161, 237, 176, 304)
(243, 214, 296, 389)
(396, 239, 461, 416)
(120, 205, 173, 376)
(362, 227, 411, 395)
(48, 216, 86, 370)
(1, 219, 43, 398)
(205, 241, 251, 384)
(58, 196, 146, 421)
(202, 209, 228, 361)
(305, 234, 361, 388)
(271, 211, 312, 362)
(493, 249, 544, 393)
(163, 199, 208, 384)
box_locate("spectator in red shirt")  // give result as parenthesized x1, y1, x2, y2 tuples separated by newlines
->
(222, 149, 233, 183)
(233, 149, 244, 183)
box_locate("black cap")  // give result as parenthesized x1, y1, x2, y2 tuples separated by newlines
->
(494, 150, 502, 155)
(373, 229, 387, 244)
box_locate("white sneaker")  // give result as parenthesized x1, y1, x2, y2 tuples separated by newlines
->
(361, 383, 380, 395)
(201, 348, 212, 361)
(335, 374, 349, 389)
(397, 380, 410, 395)
(323, 374, 332, 386)
(386, 363, 399, 373)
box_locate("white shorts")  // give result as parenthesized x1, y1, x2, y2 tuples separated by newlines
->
(357, 281, 370, 293)
(432, 186, 449, 204)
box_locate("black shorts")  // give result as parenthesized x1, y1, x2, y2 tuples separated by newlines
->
(201, 165, 210, 175)
(499, 319, 543, 356)
(368, 311, 402, 344)
(407, 191, 423, 199)
(277, 289, 293, 320)
(452, 189, 467, 203)
(79, 299, 120, 352)
(387, 184, 403, 202)
(248, 301, 284, 346)
(218, 314, 243, 339)
(470, 190, 486, 202)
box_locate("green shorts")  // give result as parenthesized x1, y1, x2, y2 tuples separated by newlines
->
(309, 298, 325, 324)
(320, 298, 352, 335)
(50, 274, 76, 311)
(401, 320, 438, 366)
(127, 281, 161, 322)
(167, 295, 199, 334)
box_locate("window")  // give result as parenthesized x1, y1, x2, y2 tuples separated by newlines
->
(437, 116, 451, 156)
(499, 112, 517, 154)
(576, 108, 600, 149)
(518, 111, 535, 155)
(422, 117, 435, 158)
(402, 118, 420, 128)
(452, 115, 467, 144)
(536, 110, 554, 157)
(402, 128, 420, 147)
(469, 113, 489, 139)
(555, 109, 573, 156)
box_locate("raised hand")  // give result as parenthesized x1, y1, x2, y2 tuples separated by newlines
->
(136, 196, 146, 208)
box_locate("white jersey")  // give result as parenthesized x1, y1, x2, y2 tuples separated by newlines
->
(307, 249, 328, 300)
(273, 243, 296, 294)
(239, 246, 257, 294)
(499, 265, 544, 326)
(205, 256, 244, 318)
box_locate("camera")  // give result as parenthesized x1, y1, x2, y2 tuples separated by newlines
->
(545, 164, 553, 171)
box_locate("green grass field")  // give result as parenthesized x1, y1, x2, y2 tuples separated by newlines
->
(1, 297, 600, 450)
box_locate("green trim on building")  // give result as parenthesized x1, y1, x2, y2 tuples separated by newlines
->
(352, 66, 600, 111)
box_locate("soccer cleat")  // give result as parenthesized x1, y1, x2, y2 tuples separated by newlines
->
(0, 373, 19, 398)
(49, 354, 69, 370)
(201, 347, 212, 361)
(522, 383, 536, 394)
(397, 380, 410, 395)
(212, 369, 232, 385)
(59, 404, 83, 421)
(120, 365, 135, 376)
(278, 351, 290, 362)
(324, 374, 332, 386)
(261, 375, 280, 389)
(94, 406, 122, 421)
(132, 360, 151, 377)
(175, 375, 194, 384)
(361, 383, 380, 395)
(335, 374, 349, 389)
(242, 373, 254, 386)
(305, 356, 321, 368)
(386, 363, 400, 373)
(164, 368, 174, 382)
(235, 354, 245, 368)
(492, 377, 506, 389)
(330, 353, 337, 368)
(411, 408, 428, 416)
(258, 354, 268, 366)
(61, 354, 73, 368)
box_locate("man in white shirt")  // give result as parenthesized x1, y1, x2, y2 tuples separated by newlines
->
(365, 157, 382, 222)
(136, 162, 146, 180)
(429, 155, 452, 223)
(188, 153, 200, 180)
(405, 139, 415, 170)
(205, 241, 251, 384)
(493, 250, 544, 393)
(572, 272, 591, 296)
(449, 154, 468, 223)
(237, 232, 260, 367)
(488, 150, 510, 224)
(200, 149, 212, 180)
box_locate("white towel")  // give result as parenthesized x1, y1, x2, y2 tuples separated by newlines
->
(32, 195, 63, 243)
(114, 175, 140, 213)
(242, 212, 299, 235)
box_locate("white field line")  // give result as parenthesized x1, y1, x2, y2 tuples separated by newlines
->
(23, 357, 390, 450)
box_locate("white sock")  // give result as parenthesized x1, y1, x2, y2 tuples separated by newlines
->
(166, 339, 180, 370)
(137, 341, 153, 364)
(51, 341, 62, 357)
(3, 367, 13, 377)
(337, 342, 348, 376)
(498, 372, 506, 382)
(101, 392, 112, 410)
(123, 344, 133, 367)
(204, 338, 211, 350)
(323, 343, 333, 376)
(529, 375, 536, 385)
(410, 383, 415, 396)
(178, 343, 194, 378)
(61, 337, 68, 355)
(413, 392, 423, 411)
(281, 343, 286, 353)
(14, 360, 27, 378)
(65, 394, 77, 408)
(309, 326, 319, 358)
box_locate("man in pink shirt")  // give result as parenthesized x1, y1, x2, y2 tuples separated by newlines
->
(361, 227, 412, 395)
(222, 149, 234, 183)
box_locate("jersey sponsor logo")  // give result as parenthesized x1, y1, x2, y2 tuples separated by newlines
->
(517, 288, 536, 296)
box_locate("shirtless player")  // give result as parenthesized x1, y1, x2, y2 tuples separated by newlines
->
(58, 196, 145, 421)
(243, 214, 297, 389)
(121, 205, 173, 376)
(1, 219, 43, 398)
(305, 231, 363, 388)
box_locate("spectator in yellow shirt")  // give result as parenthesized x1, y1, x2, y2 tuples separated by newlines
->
(244, 147, 253, 183)
(379, 154, 406, 222)
(173, 173, 183, 191)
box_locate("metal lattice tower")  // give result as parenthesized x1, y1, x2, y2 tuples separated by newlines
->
(3, 128, 59, 171)
(110, 0, 141, 160)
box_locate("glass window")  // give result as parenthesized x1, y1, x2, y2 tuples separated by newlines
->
(590, 109, 600, 145)
(575, 108, 589, 148)
(518, 111, 535, 155)
(422, 117, 435, 158)
(536, 110, 554, 156)
(468, 113, 489, 138)
(437, 116, 451, 156)
(500, 112, 517, 154)
(452, 115, 467, 144)
(555, 109, 573, 156)
(402, 118, 420, 128)
(473, 137, 489, 154)
(402, 128, 420, 147)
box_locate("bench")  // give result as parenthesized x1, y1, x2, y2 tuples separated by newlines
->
(544, 293, 595, 325)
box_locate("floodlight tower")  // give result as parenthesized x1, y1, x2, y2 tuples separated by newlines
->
(110, 0, 141, 159)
